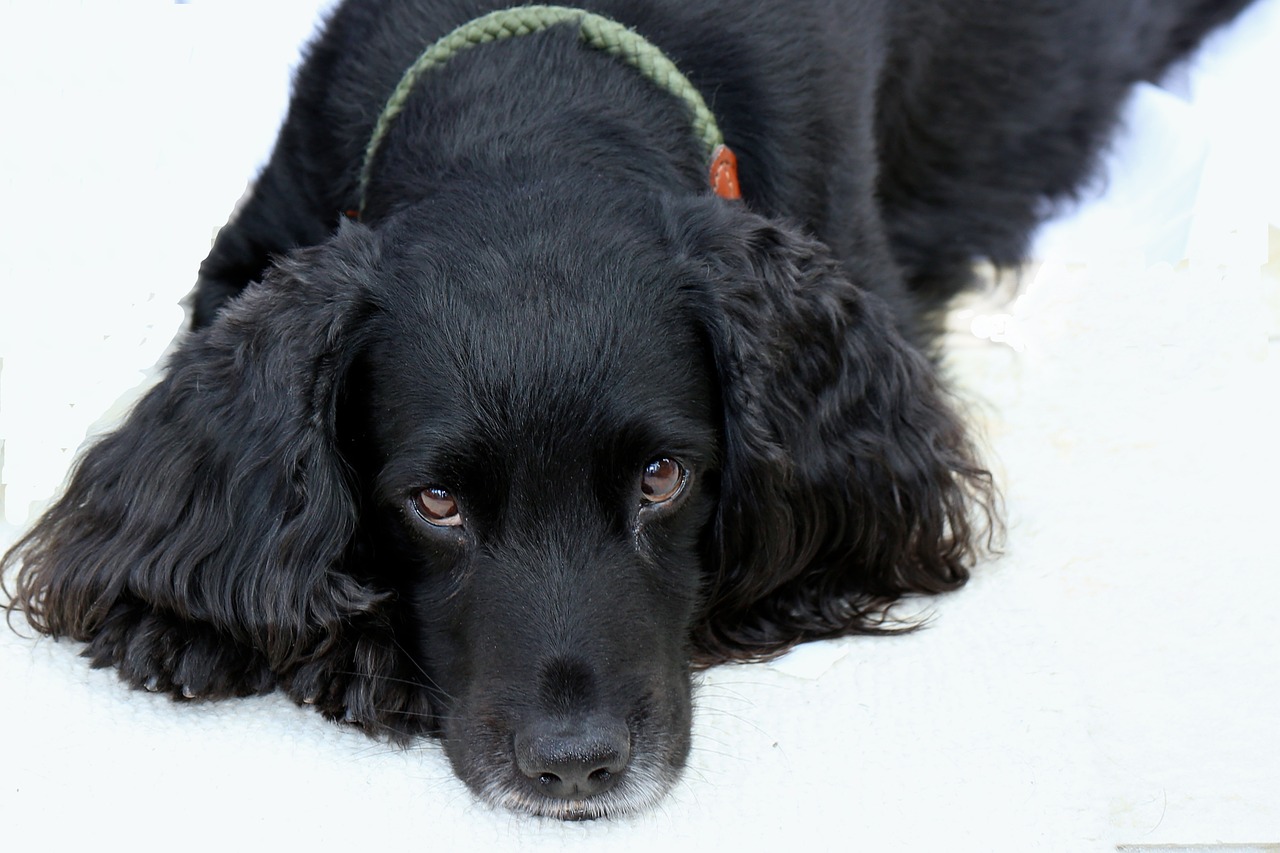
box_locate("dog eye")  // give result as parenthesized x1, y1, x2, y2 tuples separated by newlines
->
(640, 457, 686, 504)
(413, 487, 463, 527)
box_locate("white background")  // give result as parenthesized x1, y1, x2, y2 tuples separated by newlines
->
(1, 1, 1278, 849)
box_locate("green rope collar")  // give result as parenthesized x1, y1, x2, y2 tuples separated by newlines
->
(356, 4, 740, 216)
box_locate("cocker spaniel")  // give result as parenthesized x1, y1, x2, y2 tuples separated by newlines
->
(2, 0, 1251, 820)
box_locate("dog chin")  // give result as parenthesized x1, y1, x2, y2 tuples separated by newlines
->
(475, 756, 683, 820)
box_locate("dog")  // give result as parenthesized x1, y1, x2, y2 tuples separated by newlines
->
(1, 0, 1251, 820)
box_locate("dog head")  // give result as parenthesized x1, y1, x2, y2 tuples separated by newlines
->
(3, 182, 995, 818)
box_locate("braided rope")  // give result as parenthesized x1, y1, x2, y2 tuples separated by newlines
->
(357, 4, 724, 213)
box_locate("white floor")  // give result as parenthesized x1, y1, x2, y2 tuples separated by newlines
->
(1, 2, 1277, 849)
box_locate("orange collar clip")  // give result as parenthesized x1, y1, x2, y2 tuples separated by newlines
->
(709, 144, 742, 201)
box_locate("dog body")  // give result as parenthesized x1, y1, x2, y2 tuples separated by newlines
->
(3, 0, 1250, 819)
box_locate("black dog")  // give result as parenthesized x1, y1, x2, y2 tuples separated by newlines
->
(2, 0, 1250, 819)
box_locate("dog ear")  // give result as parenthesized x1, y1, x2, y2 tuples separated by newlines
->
(2, 223, 387, 678)
(669, 198, 999, 662)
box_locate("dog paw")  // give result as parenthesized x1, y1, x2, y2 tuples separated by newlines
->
(82, 600, 275, 700)
(282, 654, 352, 719)
(281, 633, 436, 742)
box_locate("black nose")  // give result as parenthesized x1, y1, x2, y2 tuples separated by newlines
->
(513, 715, 631, 800)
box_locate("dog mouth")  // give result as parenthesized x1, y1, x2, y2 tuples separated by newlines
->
(475, 752, 682, 819)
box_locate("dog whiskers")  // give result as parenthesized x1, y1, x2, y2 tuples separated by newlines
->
(387, 636, 455, 701)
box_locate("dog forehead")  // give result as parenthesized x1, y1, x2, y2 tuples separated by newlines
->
(363, 253, 713, 455)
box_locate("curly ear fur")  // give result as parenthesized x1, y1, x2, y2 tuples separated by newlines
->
(672, 198, 1000, 662)
(1, 223, 430, 740)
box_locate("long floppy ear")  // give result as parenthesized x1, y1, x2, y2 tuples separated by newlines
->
(670, 198, 999, 662)
(1, 223, 416, 727)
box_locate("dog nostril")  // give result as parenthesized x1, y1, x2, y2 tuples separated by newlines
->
(514, 715, 631, 800)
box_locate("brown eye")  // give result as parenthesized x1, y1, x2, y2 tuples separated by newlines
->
(640, 457, 686, 504)
(413, 487, 463, 527)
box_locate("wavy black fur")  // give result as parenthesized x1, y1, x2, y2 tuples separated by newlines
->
(3, 0, 1251, 819)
